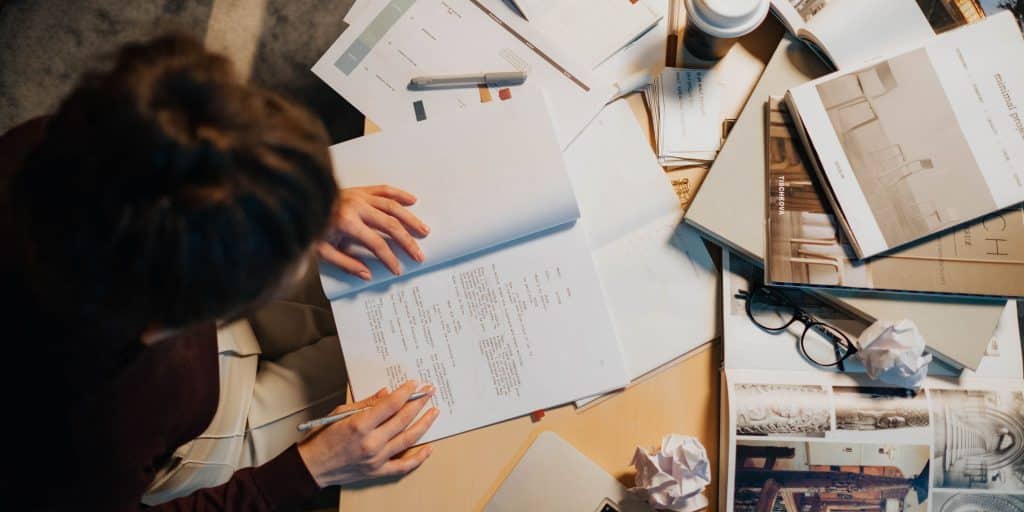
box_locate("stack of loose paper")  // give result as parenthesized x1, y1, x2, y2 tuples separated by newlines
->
(596, 0, 670, 85)
(498, 0, 662, 69)
(319, 0, 608, 148)
(645, 67, 724, 166)
(349, 0, 663, 72)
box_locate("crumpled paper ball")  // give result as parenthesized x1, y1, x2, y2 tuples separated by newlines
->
(857, 318, 932, 389)
(628, 434, 710, 512)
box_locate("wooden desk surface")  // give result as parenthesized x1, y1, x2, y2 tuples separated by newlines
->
(339, 17, 783, 512)
(341, 342, 723, 511)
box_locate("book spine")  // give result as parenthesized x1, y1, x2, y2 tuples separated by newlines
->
(783, 91, 866, 259)
(763, 100, 775, 281)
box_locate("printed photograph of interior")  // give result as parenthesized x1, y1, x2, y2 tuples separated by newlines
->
(733, 439, 931, 512)
(814, 50, 997, 247)
(931, 389, 1024, 490)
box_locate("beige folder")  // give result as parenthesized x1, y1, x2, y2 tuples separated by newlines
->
(686, 35, 1006, 370)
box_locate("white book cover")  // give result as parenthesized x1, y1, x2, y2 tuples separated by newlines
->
(566, 101, 718, 385)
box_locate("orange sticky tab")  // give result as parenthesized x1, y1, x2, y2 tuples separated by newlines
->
(530, 410, 545, 422)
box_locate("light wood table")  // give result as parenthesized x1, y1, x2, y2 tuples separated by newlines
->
(340, 342, 723, 511)
(340, 16, 784, 512)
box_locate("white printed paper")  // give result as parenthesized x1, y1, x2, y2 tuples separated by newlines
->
(331, 225, 629, 443)
(314, 0, 608, 148)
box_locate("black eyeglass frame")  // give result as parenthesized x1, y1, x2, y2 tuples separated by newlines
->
(736, 286, 860, 369)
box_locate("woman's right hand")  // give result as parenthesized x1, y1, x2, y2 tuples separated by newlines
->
(297, 380, 439, 487)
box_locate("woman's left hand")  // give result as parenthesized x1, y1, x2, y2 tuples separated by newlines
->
(318, 185, 430, 280)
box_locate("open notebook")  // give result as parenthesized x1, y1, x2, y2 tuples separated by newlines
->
(769, 0, 934, 70)
(322, 95, 629, 443)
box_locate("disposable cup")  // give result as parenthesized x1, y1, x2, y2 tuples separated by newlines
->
(683, 0, 770, 60)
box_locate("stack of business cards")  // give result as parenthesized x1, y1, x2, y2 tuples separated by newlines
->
(645, 67, 724, 167)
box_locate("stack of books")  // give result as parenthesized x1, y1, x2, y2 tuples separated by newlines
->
(683, 3, 1024, 510)
(690, 6, 1024, 371)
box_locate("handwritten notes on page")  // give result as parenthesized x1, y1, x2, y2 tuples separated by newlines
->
(331, 224, 628, 442)
(324, 96, 629, 442)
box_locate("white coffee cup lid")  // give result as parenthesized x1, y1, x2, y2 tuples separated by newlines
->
(686, 0, 770, 39)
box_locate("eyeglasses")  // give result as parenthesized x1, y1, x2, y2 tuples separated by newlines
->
(735, 286, 859, 370)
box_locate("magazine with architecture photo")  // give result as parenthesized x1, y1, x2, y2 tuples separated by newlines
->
(785, 12, 1024, 259)
(724, 370, 1024, 511)
(720, 249, 1024, 509)
(765, 97, 1024, 299)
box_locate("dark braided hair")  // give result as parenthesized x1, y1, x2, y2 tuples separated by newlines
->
(11, 33, 338, 341)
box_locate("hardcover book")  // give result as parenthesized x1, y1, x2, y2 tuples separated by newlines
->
(765, 96, 1024, 299)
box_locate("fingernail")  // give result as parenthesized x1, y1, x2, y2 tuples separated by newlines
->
(421, 224, 430, 234)
(408, 380, 420, 388)
(423, 384, 436, 394)
(430, 407, 439, 416)
(358, 270, 371, 281)
(415, 249, 425, 262)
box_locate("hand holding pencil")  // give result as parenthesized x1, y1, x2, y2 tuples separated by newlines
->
(296, 380, 439, 487)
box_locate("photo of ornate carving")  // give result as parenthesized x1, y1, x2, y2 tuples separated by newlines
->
(734, 383, 831, 436)
(834, 386, 930, 431)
